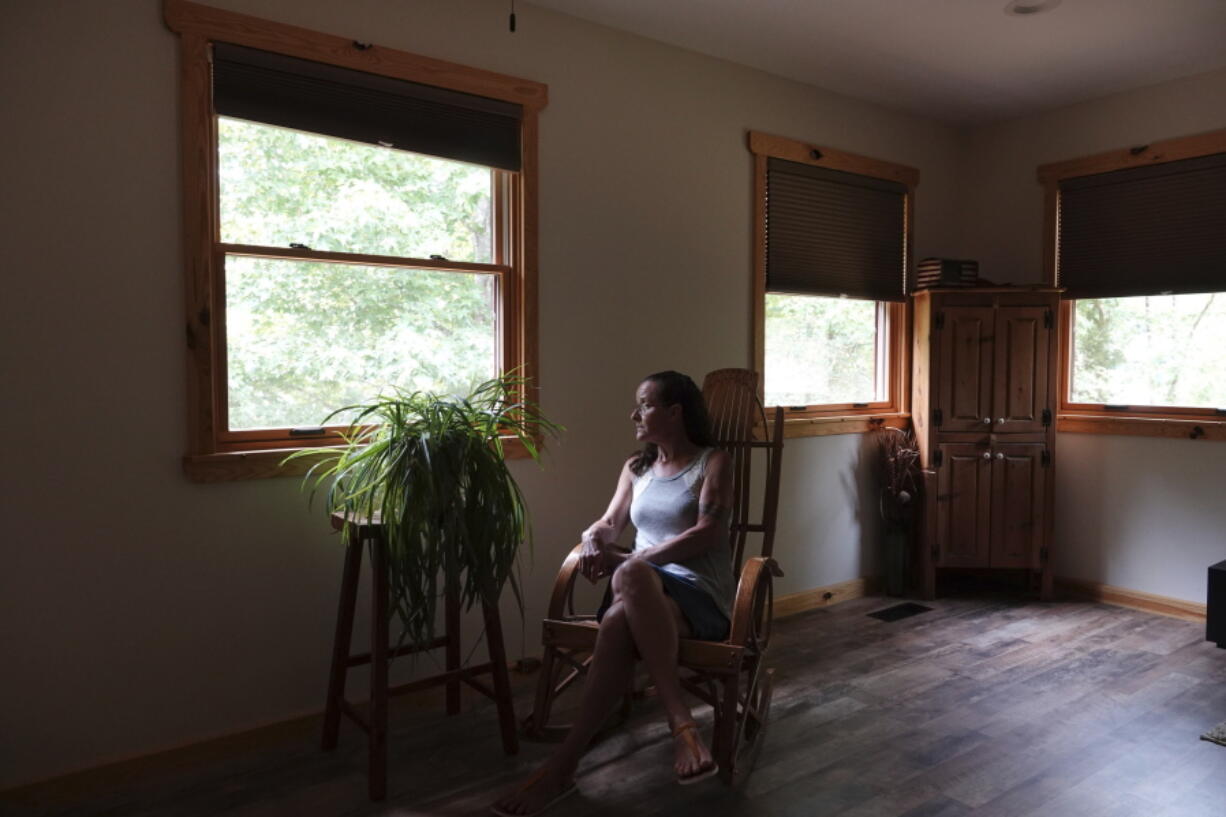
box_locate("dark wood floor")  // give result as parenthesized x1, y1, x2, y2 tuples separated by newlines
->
(7, 592, 1226, 817)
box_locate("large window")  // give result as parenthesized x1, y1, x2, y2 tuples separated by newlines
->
(1038, 130, 1226, 440)
(165, 1, 546, 479)
(749, 132, 916, 436)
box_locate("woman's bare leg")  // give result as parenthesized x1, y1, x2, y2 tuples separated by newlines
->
(494, 602, 637, 814)
(611, 559, 713, 778)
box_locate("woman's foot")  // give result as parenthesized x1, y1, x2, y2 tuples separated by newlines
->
(491, 764, 576, 817)
(672, 721, 718, 784)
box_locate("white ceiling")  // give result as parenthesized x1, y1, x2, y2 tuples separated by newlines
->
(526, 0, 1226, 125)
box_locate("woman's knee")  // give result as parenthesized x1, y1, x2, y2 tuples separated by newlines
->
(612, 558, 657, 598)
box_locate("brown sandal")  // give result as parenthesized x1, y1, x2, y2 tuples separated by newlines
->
(672, 721, 719, 785)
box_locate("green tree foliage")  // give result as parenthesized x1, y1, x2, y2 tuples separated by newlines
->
(219, 118, 492, 261)
(765, 294, 880, 406)
(217, 118, 498, 430)
(1071, 294, 1226, 407)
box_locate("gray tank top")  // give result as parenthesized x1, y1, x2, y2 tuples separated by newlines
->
(629, 447, 735, 620)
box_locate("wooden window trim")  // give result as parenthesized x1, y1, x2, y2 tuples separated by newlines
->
(164, 0, 547, 480)
(748, 130, 916, 438)
(1038, 129, 1226, 442)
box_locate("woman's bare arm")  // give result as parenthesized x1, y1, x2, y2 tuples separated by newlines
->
(578, 458, 636, 581)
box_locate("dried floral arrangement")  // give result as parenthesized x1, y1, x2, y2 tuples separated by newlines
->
(873, 425, 920, 524)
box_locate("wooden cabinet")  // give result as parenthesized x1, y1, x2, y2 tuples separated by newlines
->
(912, 288, 1059, 599)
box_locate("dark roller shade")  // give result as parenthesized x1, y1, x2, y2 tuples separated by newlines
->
(1058, 153, 1226, 299)
(766, 158, 908, 302)
(212, 43, 523, 171)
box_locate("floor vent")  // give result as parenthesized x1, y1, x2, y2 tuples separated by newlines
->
(868, 602, 933, 622)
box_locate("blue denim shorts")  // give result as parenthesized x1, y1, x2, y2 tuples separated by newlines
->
(596, 562, 731, 642)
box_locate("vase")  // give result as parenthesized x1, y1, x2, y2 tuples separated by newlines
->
(883, 522, 910, 597)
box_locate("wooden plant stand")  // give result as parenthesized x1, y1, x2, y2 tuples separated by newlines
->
(320, 512, 518, 801)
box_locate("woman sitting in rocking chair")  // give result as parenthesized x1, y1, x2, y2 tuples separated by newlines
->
(493, 370, 735, 816)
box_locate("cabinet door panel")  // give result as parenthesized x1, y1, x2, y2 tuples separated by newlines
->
(990, 443, 1047, 568)
(936, 443, 991, 567)
(993, 307, 1051, 434)
(936, 307, 995, 432)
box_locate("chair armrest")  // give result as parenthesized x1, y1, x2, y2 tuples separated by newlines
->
(546, 543, 585, 619)
(728, 556, 782, 646)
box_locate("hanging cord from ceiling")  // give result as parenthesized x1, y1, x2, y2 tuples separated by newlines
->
(509, 0, 516, 32)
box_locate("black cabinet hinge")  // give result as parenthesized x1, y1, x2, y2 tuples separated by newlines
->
(1044, 309, 1053, 329)
(932, 449, 943, 468)
(1042, 408, 1052, 426)
(1041, 449, 1051, 467)
(935, 311, 945, 330)
(933, 408, 943, 427)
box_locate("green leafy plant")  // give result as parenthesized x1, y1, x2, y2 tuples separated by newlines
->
(285, 373, 562, 649)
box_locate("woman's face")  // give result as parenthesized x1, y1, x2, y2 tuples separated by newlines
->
(632, 377, 681, 441)
(631, 380, 680, 443)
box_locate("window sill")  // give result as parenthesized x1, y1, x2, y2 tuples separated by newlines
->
(1057, 413, 1226, 442)
(183, 435, 533, 483)
(779, 412, 909, 439)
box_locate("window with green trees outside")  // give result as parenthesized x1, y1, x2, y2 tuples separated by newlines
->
(166, 3, 546, 478)
(219, 119, 500, 432)
(1070, 294, 1226, 409)
(764, 294, 887, 408)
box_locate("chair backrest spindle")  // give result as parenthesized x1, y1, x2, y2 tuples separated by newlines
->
(701, 369, 784, 575)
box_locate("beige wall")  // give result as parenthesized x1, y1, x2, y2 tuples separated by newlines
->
(0, 0, 964, 787)
(959, 69, 1226, 602)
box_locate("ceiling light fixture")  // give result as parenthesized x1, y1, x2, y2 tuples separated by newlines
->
(1004, 0, 1061, 16)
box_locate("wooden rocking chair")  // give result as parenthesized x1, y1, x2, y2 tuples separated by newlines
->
(522, 368, 785, 784)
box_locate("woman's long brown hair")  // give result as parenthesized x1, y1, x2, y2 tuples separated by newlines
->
(630, 371, 714, 476)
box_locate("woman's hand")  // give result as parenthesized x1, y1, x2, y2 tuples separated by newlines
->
(578, 531, 603, 583)
(578, 529, 627, 583)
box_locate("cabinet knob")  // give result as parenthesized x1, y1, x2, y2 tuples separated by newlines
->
(995, 452, 1005, 460)
(982, 417, 991, 425)
(982, 451, 991, 460)
(996, 417, 1005, 425)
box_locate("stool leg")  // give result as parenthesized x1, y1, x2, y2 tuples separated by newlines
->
(445, 572, 461, 715)
(369, 536, 389, 801)
(322, 536, 363, 751)
(481, 595, 519, 755)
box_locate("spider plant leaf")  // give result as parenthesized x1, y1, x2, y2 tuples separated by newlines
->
(290, 371, 561, 656)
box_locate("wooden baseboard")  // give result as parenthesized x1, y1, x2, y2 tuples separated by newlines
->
(773, 576, 879, 619)
(1056, 577, 1206, 622)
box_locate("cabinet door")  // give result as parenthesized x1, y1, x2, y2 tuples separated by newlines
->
(992, 306, 1051, 434)
(936, 306, 995, 433)
(935, 442, 992, 567)
(989, 442, 1047, 568)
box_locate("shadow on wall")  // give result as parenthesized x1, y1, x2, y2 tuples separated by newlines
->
(851, 433, 883, 582)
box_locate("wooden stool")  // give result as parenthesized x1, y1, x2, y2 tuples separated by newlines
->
(320, 512, 518, 800)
